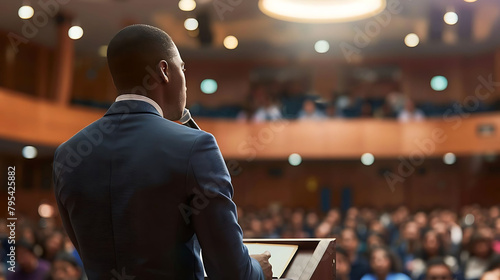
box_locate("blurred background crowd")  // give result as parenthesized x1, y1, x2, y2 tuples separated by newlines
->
(3, 204, 500, 280)
(189, 81, 500, 122)
(239, 204, 500, 280)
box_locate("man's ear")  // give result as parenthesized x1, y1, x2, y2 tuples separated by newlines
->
(158, 60, 169, 83)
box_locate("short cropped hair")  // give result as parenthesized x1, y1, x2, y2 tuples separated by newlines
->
(107, 24, 176, 91)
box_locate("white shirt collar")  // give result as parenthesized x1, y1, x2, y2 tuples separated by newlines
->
(115, 94, 164, 117)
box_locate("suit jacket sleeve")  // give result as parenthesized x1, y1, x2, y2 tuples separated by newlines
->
(186, 132, 264, 280)
(53, 147, 81, 254)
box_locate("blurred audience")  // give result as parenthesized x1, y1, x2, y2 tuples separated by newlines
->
(338, 247, 353, 280)
(424, 258, 455, 280)
(188, 77, 499, 120)
(6, 240, 50, 280)
(3, 204, 500, 280)
(298, 99, 326, 120)
(397, 99, 425, 122)
(47, 253, 82, 280)
(238, 204, 500, 280)
(361, 246, 411, 280)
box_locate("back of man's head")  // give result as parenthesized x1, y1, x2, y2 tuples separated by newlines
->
(107, 24, 176, 93)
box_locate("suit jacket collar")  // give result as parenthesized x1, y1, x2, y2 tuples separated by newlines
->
(104, 100, 163, 118)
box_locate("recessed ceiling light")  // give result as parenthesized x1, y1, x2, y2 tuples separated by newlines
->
(22, 146, 38, 159)
(38, 204, 54, 218)
(178, 0, 196, 12)
(431, 76, 448, 91)
(404, 33, 419, 48)
(223, 35, 238, 50)
(444, 12, 458, 25)
(68, 26, 84, 40)
(200, 79, 218, 94)
(18, 5, 34, 19)
(288, 153, 302, 166)
(184, 18, 198, 31)
(314, 40, 330, 53)
(443, 153, 456, 165)
(361, 153, 375, 166)
(259, 0, 386, 23)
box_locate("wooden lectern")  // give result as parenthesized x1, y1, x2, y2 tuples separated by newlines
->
(243, 238, 336, 280)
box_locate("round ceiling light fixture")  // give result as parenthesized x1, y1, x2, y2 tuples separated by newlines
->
(258, 0, 387, 23)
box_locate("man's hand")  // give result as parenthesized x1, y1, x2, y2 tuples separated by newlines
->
(251, 251, 272, 280)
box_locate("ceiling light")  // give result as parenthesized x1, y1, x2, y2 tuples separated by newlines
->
(22, 146, 38, 159)
(184, 18, 198, 31)
(18, 5, 34, 19)
(314, 40, 330, 53)
(259, 0, 386, 23)
(179, 0, 196, 12)
(431, 76, 448, 91)
(288, 153, 302, 166)
(404, 33, 419, 47)
(443, 153, 456, 165)
(361, 153, 375, 166)
(444, 12, 458, 25)
(464, 0, 477, 3)
(200, 79, 218, 94)
(38, 204, 54, 218)
(223, 35, 238, 49)
(68, 25, 83, 40)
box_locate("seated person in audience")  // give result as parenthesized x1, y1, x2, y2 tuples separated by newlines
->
(464, 229, 497, 280)
(325, 102, 343, 118)
(7, 240, 50, 280)
(398, 99, 425, 122)
(315, 221, 333, 238)
(410, 230, 459, 280)
(338, 247, 353, 280)
(361, 246, 411, 280)
(47, 253, 83, 280)
(298, 99, 326, 120)
(374, 99, 397, 119)
(237, 95, 258, 122)
(360, 101, 374, 118)
(424, 258, 455, 280)
(41, 231, 64, 263)
(304, 211, 320, 237)
(367, 233, 387, 251)
(493, 218, 500, 254)
(481, 255, 500, 280)
(252, 96, 282, 122)
(340, 228, 370, 280)
(394, 221, 422, 273)
(481, 270, 500, 280)
(480, 255, 500, 280)
(238, 85, 282, 122)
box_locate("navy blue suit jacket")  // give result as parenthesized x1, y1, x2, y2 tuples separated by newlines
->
(53, 100, 263, 280)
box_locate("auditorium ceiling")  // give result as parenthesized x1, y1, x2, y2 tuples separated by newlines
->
(0, 0, 499, 59)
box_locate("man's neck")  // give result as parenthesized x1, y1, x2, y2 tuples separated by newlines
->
(115, 93, 164, 117)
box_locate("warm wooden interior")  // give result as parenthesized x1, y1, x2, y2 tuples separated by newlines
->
(2, 87, 500, 159)
(2, 154, 499, 221)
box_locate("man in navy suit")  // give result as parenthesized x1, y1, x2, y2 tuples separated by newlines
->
(53, 24, 272, 280)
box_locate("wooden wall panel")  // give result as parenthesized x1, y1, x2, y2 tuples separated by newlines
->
(1, 88, 500, 159)
(2, 156, 499, 221)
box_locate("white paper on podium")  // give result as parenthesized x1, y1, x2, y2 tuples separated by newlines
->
(244, 243, 298, 278)
(201, 243, 298, 279)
